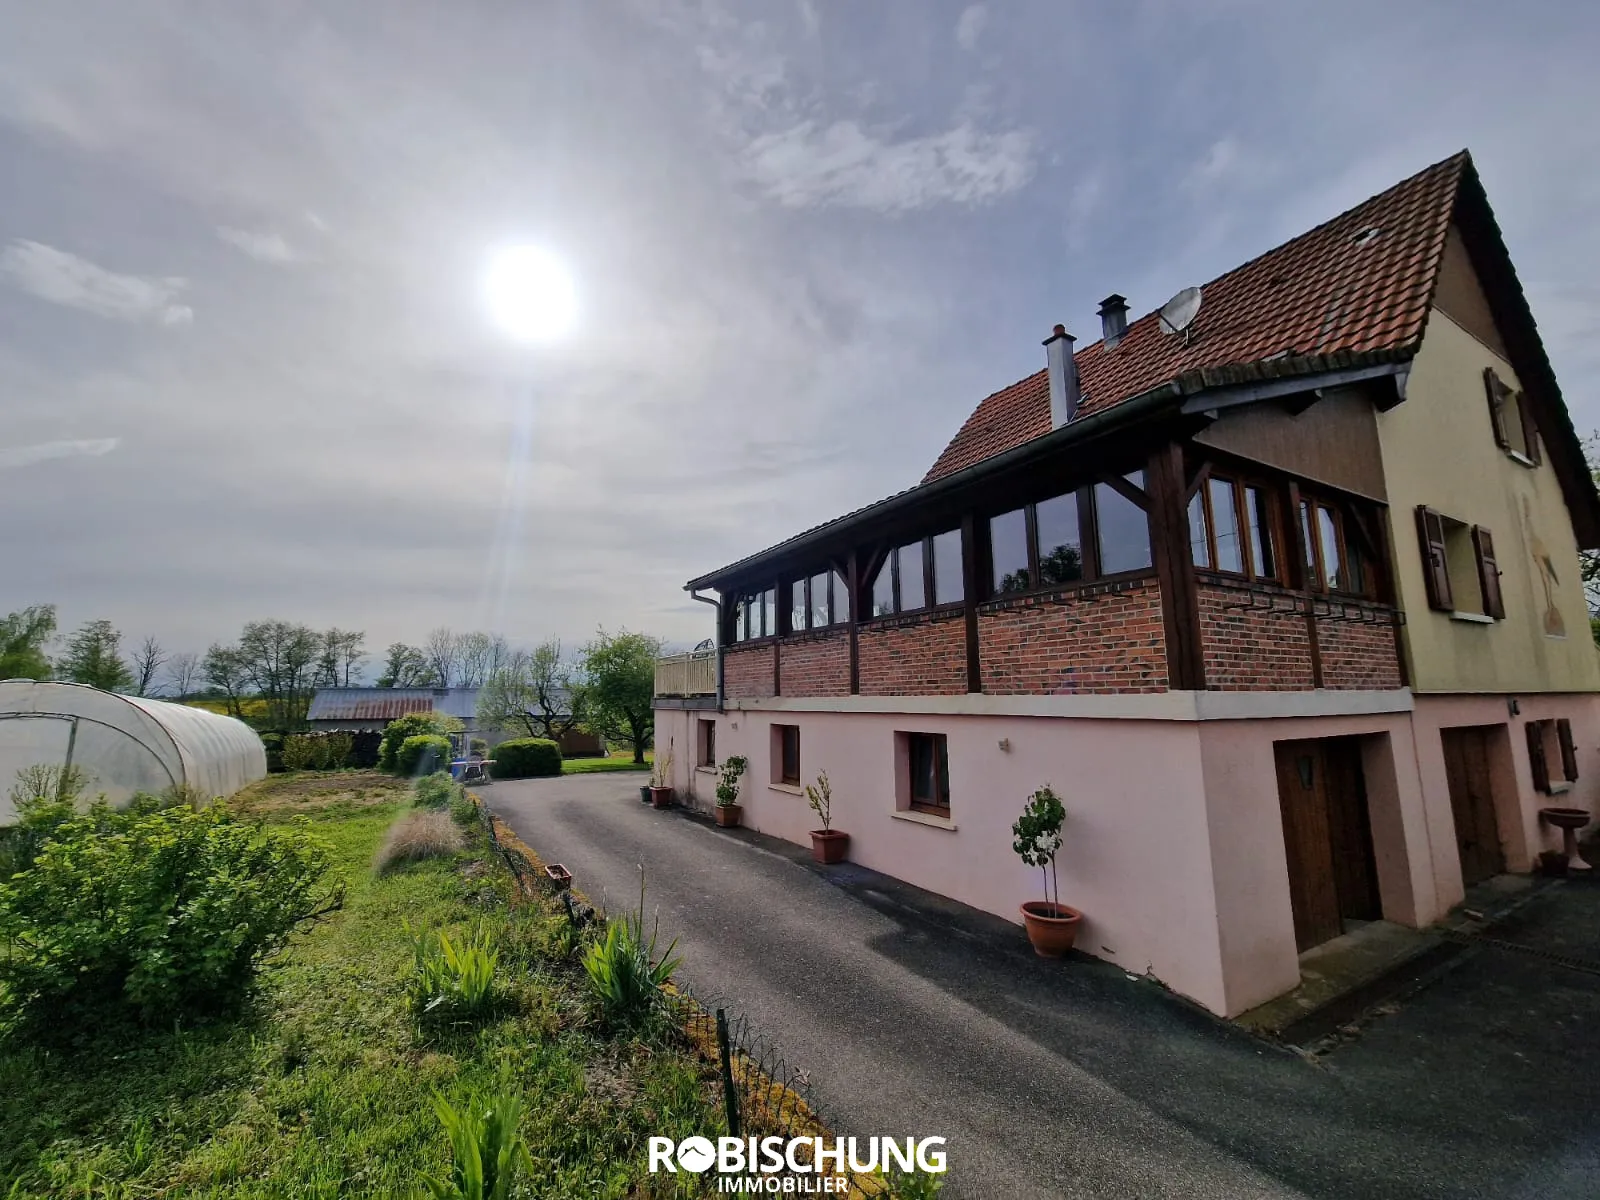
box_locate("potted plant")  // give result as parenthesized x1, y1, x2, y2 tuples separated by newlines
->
(1012, 784, 1082, 957)
(714, 754, 749, 827)
(804, 771, 848, 864)
(649, 748, 675, 808)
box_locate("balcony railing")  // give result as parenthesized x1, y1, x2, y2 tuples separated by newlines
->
(654, 651, 717, 697)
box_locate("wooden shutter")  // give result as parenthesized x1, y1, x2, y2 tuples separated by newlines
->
(1557, 718, 1579, 781)
(1483, 368, 1510, 449)
(1415, 506, 1453, 611)
(1516, 391, 1542, 465)
(1472, 526, 1505, 619)
(1526, 721, 1551, 794)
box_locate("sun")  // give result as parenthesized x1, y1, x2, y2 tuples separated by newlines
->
(483, 244, 577, 343)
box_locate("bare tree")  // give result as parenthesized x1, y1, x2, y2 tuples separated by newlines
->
(337, 629, 367, 685)
(166, 651, 203, 700)
(131, 635, 166, 696)
(423, 627, 460, 688)
(457, 631, 495, 688)
(477, 639, 584, 740)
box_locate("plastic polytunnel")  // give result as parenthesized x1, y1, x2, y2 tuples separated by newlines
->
(0, 680, 268, 822)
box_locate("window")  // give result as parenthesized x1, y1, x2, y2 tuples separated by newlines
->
(1526, 718, 1579, 793)
(868, 532, 963, 616)
(1416, 506, 1504, 619)
(1298, 495, 1371, 597)
(774, 724, 800, 786)
(1484, 368, 1541, 466)
(905, 732, 950, 815)
(810, 571, 830, 629)
(990, 507, 1031, 593)
(731, 587, 777, 641)
(1095, 479, 1153, 575)
(790, 580, 807, 632)
(789, 570, 849, 633)
(1034, 493, 1084, 585)
(1190, 475, 1279, 581)
(698, 719, 716, 768)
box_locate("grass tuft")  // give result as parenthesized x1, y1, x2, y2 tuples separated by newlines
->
(375, 809, 464, 874)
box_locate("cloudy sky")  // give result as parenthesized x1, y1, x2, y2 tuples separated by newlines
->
(3, 0, 1597, 672)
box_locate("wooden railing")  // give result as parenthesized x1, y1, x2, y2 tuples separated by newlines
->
(654, 652, 717, 697)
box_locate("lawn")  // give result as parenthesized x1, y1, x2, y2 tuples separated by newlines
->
(0, 772, 721, 1198)
(562, 750, 653, 776)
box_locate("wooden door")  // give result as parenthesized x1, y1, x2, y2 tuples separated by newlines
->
(1441, 727, 1504, 886)
(1275, 737, 1380, 952)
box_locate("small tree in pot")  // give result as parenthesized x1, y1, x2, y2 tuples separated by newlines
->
(648, 746, 675, 808)
(714, 754, 749, 827)
(1012, 785, 1082, 957)
(804, 771, 849, 864)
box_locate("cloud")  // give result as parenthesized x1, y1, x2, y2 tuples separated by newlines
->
(1180, 136, 1243, 195)
(0, 438, 119, 470)
(746, 119, 1035, 212)
(956, 5, 988, 53)
(217, 227, 297, 263)
(0, 241, 193, 325)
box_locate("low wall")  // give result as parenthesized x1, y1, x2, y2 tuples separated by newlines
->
(778, 629, 851, 697)
(724, 643, 775, 701)
(978, 579, 1167, 694)
(857, 612, 967, 697)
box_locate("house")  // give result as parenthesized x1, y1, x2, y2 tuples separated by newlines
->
(306, 686, 604, 756)
(653, 150, 1600, 1019)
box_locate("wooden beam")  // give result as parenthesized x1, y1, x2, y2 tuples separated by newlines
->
(1285, 481, 1309, 591)
(1146, 442, 1205, 690)
(1185, 459, 1212, 503)
(847, 548, 860, 695)
(1305, 599, 1324, 689)
(1102, 472, 1151, 510)
(960, 511, 982, 693)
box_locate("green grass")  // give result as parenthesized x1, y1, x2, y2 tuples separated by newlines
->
(0, 775, 720, 1198)
(562, 758, 652, 775)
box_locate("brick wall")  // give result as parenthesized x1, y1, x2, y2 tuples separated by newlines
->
(723, 643, 775, 700)
(778, 629, 851, 697)
(1198, 584, 1315, 690)
(978, 580, 1168, 694)
(858, 613, 968, 696)
(1320, 615, 1404, 690)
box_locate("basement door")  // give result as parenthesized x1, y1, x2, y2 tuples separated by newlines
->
(1441, 727, 1505, 886)
(1274, 737, 1382, 952)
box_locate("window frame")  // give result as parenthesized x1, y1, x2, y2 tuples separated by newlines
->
(1297, 490, 1375, 600)
(731, 586, 778, 643)
(866, 531, 964, 619)
(1415, 505, 1505, 620)
(1189, 472, 1283, 584)
(986, 473, 1151, 601)
(776, 724, 801, 787)
(697, 719, 716, 768)
(905, 732, 951, 817)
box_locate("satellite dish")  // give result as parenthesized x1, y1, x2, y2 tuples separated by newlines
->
(1158, 286, 1203, 337)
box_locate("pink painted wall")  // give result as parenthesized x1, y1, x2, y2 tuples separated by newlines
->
(657, 705, 1231, 1014)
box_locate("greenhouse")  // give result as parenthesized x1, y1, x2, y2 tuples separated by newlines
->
(0, 680, 267, 821)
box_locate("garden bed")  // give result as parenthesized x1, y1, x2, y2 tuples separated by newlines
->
(0, 772, 726, 1196)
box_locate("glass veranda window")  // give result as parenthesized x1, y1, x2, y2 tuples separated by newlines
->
(1094, 482, 1152, 575)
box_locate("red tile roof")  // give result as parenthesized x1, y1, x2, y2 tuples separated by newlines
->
(923, 151, 1469, 483)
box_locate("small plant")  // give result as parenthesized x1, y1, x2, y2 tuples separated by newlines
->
(715, 754, 748, 808)
(376, 810, 464, 874)
(650, 746, 674, 789)
(408, 924, 499, 1023)
(583, 869, 680, 1031)
(414, 771, 460, 810)
(803, 771, 833, 832)
(883, 1162, 947, 1199)
(423, 1084, 533, 1200)
(1, 765, 90, 879)
(7, 763, 88, 811)
(1012, 785, 1066, 913)
(449, 789, 479, 828)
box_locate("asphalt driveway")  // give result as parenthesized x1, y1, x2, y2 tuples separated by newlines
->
(488, 774, 1600, 1200)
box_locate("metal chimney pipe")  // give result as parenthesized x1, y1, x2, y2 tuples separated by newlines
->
(1044, 324, 1079, 429)
(1098, 294, 1129, 350)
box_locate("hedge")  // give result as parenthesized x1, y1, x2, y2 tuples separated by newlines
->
(379, 713, 462, 773)
(493, 738, 562, 778)
(396, 734, 452, 777)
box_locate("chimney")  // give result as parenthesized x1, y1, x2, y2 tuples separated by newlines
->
(1098, 294, 1128, 349)
(1043, 324, 1079, 429)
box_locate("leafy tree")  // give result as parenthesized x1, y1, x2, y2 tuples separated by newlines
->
(58, 619, 133, 691)
(312, 628, 367, 688)
(0, 605, 55, 680)
(236, 620, 320, 729)
(378, 642, 435, 688)
(579, 629, 661, 763)
(203, 643, 250, 717)
(477, 640, 584, 740)
(131, 635, 166, 696)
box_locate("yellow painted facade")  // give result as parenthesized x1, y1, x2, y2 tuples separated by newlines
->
(1379, 310, 1600, 693)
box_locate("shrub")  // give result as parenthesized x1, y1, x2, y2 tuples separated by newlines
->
(449, 789, 478, 828)
(281, 734, 319, 772)
(375, 810, 464, 874)
(715, 754, 749, 808)
(409, 924, 499, 1023)
(0, 806, 340, 1024)
(380, 713, 464, 773)
(492, 739, 562, 779)
(317, 731, 354, 770)
(414, 771, 460, 810)
(423, 1085, 533, 1200)
(398, 734, 453, 777)
(583, 875, 679, 1032)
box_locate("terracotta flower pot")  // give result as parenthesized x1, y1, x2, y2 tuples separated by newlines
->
(544, 863, 573, 891)
(1019, 901, 1083, 958)
(810, 829, 849, 864)
(649, 786, 674, 808)
(715, 804, 743, 828)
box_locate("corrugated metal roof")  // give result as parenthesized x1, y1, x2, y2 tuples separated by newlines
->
(307, 687, 482, 722)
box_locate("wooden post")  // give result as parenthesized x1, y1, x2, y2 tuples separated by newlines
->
(960, 511, 982, 693)
(1147, 443, 1205, 690)
(847, 549, 860, 695)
